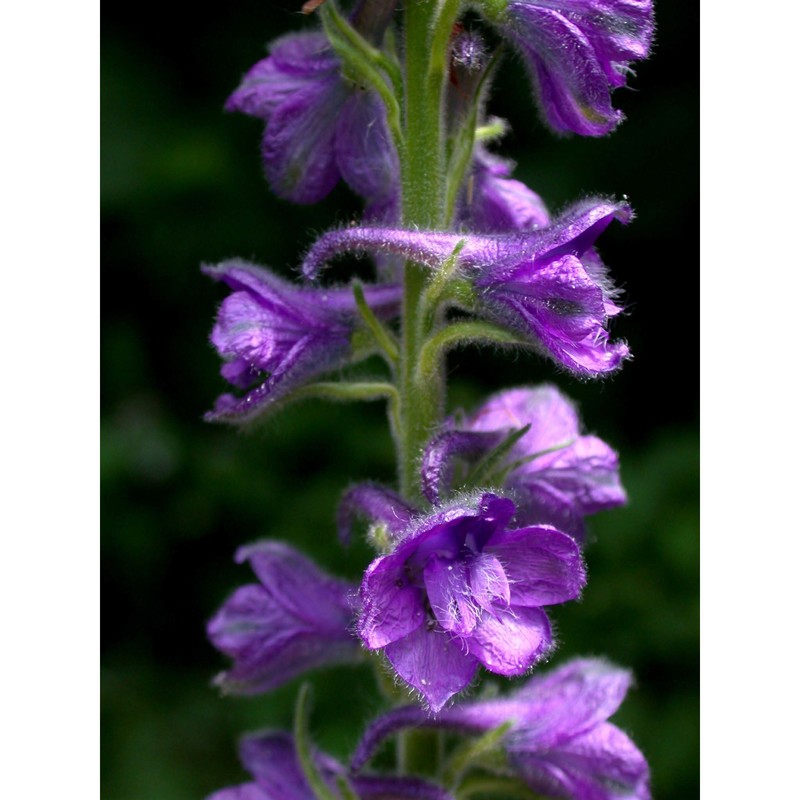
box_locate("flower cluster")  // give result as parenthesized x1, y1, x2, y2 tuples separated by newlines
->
(201, 1, 655, 798)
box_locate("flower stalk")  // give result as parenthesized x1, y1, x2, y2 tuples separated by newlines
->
(202, 1, 656, 798)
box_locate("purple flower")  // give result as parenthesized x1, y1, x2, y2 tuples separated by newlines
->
(483, 0, 655, 136)
(207, 542, 361, 694)
(207, 731, 456, 800)
(226, 4, 399, 208)
(422, 385, 626, 540)
(462, 148, 551, 233)
(203, 259, 401, 422)
(352, 658, 650, 800)
(358, 492, 585, 711)
(301, 198, 631, 376)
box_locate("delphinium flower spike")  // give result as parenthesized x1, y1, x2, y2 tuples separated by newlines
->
(201, 0, 656, 795)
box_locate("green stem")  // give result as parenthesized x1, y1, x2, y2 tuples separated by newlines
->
(293, 685, 338, 800)
(415, 321, 525, 384)
(396, 0, 454, 500)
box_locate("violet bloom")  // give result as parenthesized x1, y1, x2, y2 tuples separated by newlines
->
(463, 148, 551, 233)
(226, 2, 399, 209)
(203, 259, 401, 422)
(352, 658, 650, 800)
(422, 385, 625, 540)
(207, 542, 361, 694)
(481, 0, 655, 136)
(358, 492, 585, 711)
(302, 198, 631, 376)
(207, 731, 456, 800)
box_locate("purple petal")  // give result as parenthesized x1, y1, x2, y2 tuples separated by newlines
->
(203, 261, 401, 422)
(534, 197, 633, 261)
(336, 91, 400, 208)
(337, 483, 416, 546)
(502, 1, 654, 137)
(466, 149, 551, 233)
(467, 385, 580, 455)
(511, 658, 634, 745)
(207, 543, 360, 693)
(262, 76, 348, 203)
(424, 556, 478, 635)
(523, 434, 626, 515)
(469, 552, 511, 611)
(466, 605, 552, 676)
(384, 624, 479, 712)
(225, 33, 339, 118)
(486, 525, 585, 607)
(359, 554, 426, 649)
(510, 723, 650, 800)
(507, 4, 621, 135)
(511, 484, 588, 541)
(463, 386, 625, 535)
(420, 429, 504, 504)
(479, 252, 629, 376)
(236, 542, 355, 622)
(240, 732, 342, 800)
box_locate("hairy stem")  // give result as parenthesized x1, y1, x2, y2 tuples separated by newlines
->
(396, 0, 454, 500)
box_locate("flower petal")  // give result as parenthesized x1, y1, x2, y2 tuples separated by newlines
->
(500, 1, 654, 136)
(225, 33, 339, 119)
(424, 556, 478, 635)
(466, 149, 550, 233)
(262, 76, 348, 203)
(384, 624, 479, 711)
(486, 525, 585, 607)
(359, 554, 426, 649)
(207, 544, 360, 693)
(421, 429, 504, 504)
(468, 552, 511, 611)
(511, 658, 634, 745)
(510, 722, 650, 800)
(466, 605, 552, 676)
(240, 733, 342, 800)
(336, 90, 400, 208)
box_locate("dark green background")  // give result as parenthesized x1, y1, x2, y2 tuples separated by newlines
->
(102, 2, 698, 798)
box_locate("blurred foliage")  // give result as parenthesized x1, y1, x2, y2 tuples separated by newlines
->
(102, 1, 698, 799)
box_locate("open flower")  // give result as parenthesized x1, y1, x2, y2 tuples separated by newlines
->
(358, 493, 585, 711)
(301, 198, 631, 376)
(207, 542, 361, 694)
(207, 731, 456, 800)
(203, 259, 401, 422)
(352, 658, 650, 800)
(422, 385, 625, 539)
(226, 1, 399, 208)
(480, 0, 655, 136)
